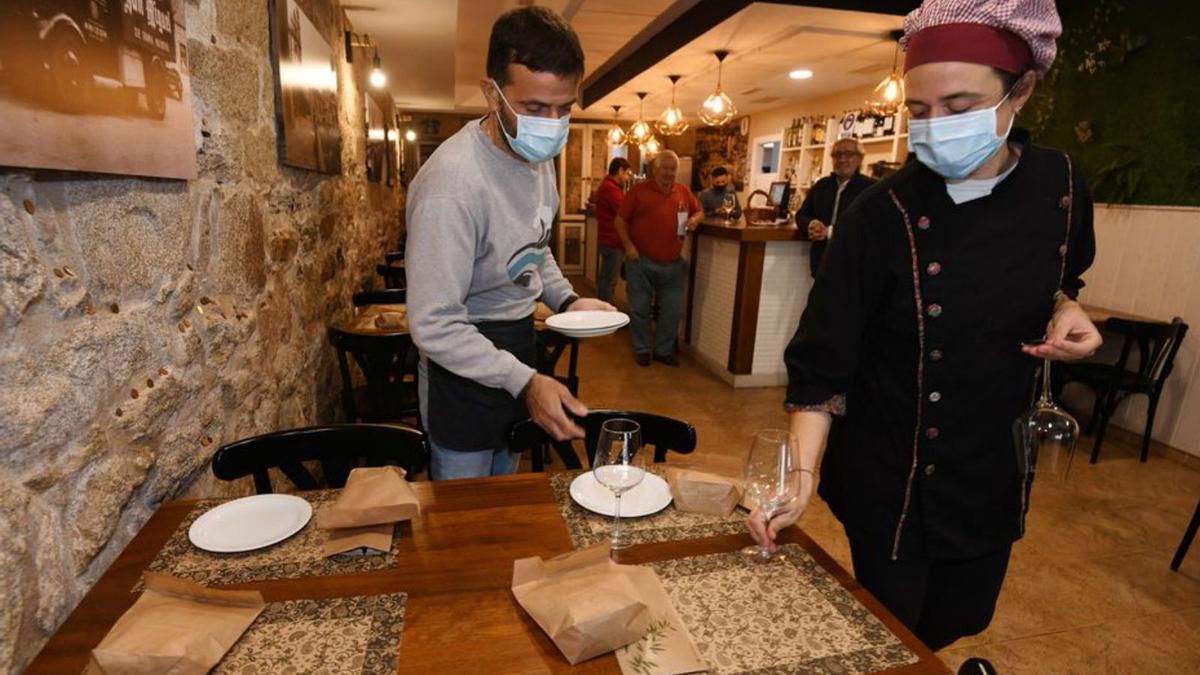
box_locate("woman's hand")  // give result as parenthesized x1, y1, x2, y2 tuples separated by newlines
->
(746, 469, 816, 554)
(1022, 298, 1102, 362)
(566, 298, 616, 312)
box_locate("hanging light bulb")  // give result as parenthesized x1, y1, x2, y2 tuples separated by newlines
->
(639, 135, 662, 157)
(628, 92, 652, 145)
(698, 50, 737, 126)
(868, 39, 905, 115)
(606, 104, 627, 147)
(655, 75, 688, 136)
(370, 51, 387, 88)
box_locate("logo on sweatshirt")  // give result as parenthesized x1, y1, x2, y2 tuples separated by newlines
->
(506, 225, 552, 287)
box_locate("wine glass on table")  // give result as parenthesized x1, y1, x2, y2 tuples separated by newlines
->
(722, 193, 736, 225)
(592, 418, 646, 550)
(1014, 352, 1079, 484)
(743, 428, 800, 563)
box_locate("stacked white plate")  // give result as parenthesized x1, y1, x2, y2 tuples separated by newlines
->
(545, 310, 630, 338)
(569, 471, 673, 517)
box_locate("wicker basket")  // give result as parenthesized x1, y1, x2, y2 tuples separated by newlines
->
(744, 189, 778, 224)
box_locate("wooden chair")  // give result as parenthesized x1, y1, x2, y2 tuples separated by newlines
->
(327, 326, 421, 430)
(1172, 498, 1200, 571)
(384, 250, 404, 265)
(509, 409, 696, 472)
(1059, 317, 1188, 463)
(210, 423, 428, 494)
(536, 330, 580, 395)
(353, 288, 406, 307)
(376, 263, 406, 290)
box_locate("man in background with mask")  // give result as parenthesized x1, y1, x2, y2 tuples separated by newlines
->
(406, 7, 613, 480)
(794, 137, 875, 277)
(697, 166, 743, 225)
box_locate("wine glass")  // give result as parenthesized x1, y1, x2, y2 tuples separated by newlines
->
(721, 193, 736, 225)
(1014, 355, 1079, 484)
(743, 429, 801, 563)
(592, 418, 646, 550)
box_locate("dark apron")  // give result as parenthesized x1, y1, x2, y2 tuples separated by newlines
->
(427, 315, 536, 451)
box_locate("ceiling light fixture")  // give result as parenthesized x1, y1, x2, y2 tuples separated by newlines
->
(370, 52, 387, 88)
(639, 135, 662, 157)
(404, 129, 417, 142)
(628, 92, 653, 145)
(699, 50, 737, 127)
(607, 104, 627, 147)
(868, 38, 905, 115)
(788, 69, 814, 80)
(655, 75, 688, 136)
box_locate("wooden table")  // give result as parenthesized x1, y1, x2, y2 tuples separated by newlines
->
(337, 302, 555, 336)
(28, 474, 948, 674)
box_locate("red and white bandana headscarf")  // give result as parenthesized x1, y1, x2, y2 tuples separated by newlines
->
(900, 0, 1062, 76)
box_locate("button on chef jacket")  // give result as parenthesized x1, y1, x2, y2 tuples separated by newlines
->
(783, 129, 1096, 562)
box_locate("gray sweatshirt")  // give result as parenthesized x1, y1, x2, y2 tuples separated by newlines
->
(406, 118, 576, 398)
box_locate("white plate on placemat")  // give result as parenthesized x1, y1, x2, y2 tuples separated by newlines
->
(545, 311, 630, 338)
(188, 494, 313, 553)
(569, 471, 672, 518)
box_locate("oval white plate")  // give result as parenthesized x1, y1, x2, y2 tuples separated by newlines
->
(569, 471, 672, 518)
(188, 494, 313, 553)
(545, 311, 630, 337)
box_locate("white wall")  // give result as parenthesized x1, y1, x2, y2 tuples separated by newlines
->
(1073, 204, 1200, 457)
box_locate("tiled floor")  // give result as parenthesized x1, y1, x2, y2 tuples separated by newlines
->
(547, 328, 1200, 675)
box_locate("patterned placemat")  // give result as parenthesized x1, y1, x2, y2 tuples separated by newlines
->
(549, 469, 747, 548)
(649, 544, 919, 674)
(214, 593, 407, 674)
(140, 491, 401, 588)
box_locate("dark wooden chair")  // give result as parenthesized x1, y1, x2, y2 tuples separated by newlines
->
(353, 288, 406, 307)
(384, 250, 404, 265)
(536, 330, 580, 395)
(377, 263, 405, 289)
(327, 326, 421, 430)
(1172, 498, 1200, 571)
(210, 423, 428, 494)
(1059, 317, 1188, 463)
(509, 409, 696, 472)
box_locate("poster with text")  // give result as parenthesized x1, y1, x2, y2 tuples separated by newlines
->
(270, 0, 341, 173)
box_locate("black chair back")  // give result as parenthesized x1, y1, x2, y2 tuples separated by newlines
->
(377, 263, 405, 289)
(384, 250, 404, 265)
(1105, 317, 1188, 394)
(510, 409, 696, 470)
(327, 326, 420, 428)
(211, 423, 428, 494)
(353, 288, 407, 307)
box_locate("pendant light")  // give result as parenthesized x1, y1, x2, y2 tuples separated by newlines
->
(868, 38, 905, 115)
(698, 50, 737, 126)
(639, 135, 662, 158)
(606, 104, 627, 147)
(628, 92, 652, 145)
(655, 75, 688, 136)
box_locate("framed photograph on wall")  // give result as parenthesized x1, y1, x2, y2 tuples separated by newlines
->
(269, 0, 341, 173)
(0, 0, 197, 179)
(364, 92, 385, 183)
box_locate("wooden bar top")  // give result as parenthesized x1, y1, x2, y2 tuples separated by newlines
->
(28, 473, 948, 675)
(696, 220, 810, 242)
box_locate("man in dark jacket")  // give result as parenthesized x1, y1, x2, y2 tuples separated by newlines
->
(794, 137, 876, 277)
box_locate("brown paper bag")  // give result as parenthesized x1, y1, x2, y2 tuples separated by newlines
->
(321, 523, 395, 557)
(373, 311, 406, 329)
(615, 566, 708, 675)
(85, 573, 263, 675)
(665, 467, 742, 517)
(316, 466, 420, 530)
(512, 546, 652, 665)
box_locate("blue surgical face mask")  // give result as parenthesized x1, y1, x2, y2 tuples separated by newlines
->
(907, 89, 1015, 180)
(492, 80, 570, 163)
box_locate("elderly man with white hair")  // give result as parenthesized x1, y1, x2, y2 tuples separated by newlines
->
(614, 150, 703, 366)
(794, 136, 876, 277)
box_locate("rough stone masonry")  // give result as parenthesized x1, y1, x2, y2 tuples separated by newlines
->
(0, 0, 401, 670)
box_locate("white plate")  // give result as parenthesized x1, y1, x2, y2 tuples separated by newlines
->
(569, 471, 672, 518)
(188, 494, 313, 553)
(546, 311, 630, 338)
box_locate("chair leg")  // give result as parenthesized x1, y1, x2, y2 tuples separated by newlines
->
(1172, 499, 1200, 571)
(1085, 390, 1104, 437)
(1090, 394, 1115, 464)
(1140, 394, 1161, 462)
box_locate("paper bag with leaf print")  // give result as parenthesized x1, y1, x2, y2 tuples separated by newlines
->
(614, 565, 707, 675)
(85, 573, 263, 675)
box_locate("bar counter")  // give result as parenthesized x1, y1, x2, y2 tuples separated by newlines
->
(685, 219, 813, 387)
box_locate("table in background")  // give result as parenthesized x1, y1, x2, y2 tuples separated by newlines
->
(28, 473, 948, 674)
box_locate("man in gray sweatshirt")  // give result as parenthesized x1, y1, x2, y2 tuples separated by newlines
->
(406, 7, 613, 480)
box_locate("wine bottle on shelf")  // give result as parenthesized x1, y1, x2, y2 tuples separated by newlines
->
(883, 113, 896, 136)
(873, 113, 885, 138)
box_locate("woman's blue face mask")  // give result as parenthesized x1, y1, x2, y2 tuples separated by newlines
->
(492, 80, 570, 163)
(907, 87, 1016, 180)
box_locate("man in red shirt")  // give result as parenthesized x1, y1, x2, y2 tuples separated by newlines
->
(615, 150, 702, 366)
(588, 157, 632, 303)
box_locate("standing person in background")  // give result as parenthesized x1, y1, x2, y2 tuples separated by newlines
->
(589, 157, 632, 304)
(615, 150, 702, 367)
(697, 166, 743, 225)
(794, 137, 875, 277)
(406, 7, 614, 480)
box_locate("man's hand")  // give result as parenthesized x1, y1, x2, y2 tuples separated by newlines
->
(686, 212, 704, 232)
(1022, 298, 1103, 362)
(524, 374, 587, 441)
(746, 469, 816, 554)
(624, 244, 640, 261)
(567, 298, 616, 312)
(807, 219, 828, 241)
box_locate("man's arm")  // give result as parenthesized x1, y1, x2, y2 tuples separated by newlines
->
(615, 189, 640, 260)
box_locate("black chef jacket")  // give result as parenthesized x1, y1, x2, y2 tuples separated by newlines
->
(794, 171, 877, 277)
(784, 129, 1095, 562)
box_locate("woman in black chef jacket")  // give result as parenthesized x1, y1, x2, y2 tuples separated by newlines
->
(747, 0, 1104, 651)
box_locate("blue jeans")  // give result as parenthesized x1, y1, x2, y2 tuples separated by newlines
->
(597, 245, 624, 303)
(625, 257, 687, 357)
(419, 359, 520, 480)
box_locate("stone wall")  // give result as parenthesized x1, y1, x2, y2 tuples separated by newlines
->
(0, 0, 400, 671)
